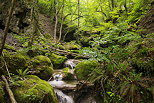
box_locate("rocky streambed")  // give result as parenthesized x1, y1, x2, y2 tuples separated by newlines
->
(49, 59, 97, 103)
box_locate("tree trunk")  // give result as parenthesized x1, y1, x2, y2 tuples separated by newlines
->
(0, 0, 16, 56)
(28, 0, 38, 48)
(54, 0, 59, 43)
(78, 0, 80, 29)
(58, 0, 65, 42)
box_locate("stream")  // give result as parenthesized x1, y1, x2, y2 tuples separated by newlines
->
(49, 59, 78, 103)
(49, 69, 77, 103)
(49, 59, 97, 103)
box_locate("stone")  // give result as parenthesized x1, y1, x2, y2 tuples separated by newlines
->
(12, 75, 58, 103)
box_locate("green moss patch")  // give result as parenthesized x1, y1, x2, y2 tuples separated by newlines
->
(28, 55, 53, 80)
(12, 75, 58, 103)
(75, 60, 100, 80)
(62, 67, 75, 80)
(1, 51, 29, 74)
(49, 53, 67, 69)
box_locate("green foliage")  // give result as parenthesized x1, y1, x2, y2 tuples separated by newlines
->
(38, 0, 53, 15)
(119, 72, 153, 103)
(16, 69, 29, 80)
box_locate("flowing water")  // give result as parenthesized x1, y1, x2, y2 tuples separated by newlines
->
(64, 59, 81, 69)
(49, 59, 96, 103)
(49, 70, 76, 103)
(49, 59, 79, 103)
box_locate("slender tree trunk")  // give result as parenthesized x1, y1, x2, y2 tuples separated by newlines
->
(124, 0, 128, 15)
(78, 0, 80, 29)
(28, 0, 38, 48)
(54, 0, 59, 43)
(0, 0, 16, 56)
(111, 0, 114, 10)
(28, 1, 34, 47)
(58, 0, 65, 42)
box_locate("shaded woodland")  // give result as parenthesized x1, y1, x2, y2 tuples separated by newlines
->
(0, 0, 154, 103)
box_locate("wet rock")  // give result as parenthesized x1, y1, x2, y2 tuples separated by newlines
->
(62, 67, 76, 80)
(74, 81, 96, 103)
(63, 41, 81, 50)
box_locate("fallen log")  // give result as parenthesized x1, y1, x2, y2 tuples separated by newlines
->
(49, 46, 90, 59)
(2, 75, 17, 103)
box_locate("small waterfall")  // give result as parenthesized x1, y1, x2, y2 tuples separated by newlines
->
(64, 59, 81, 69)
(55, 89, 74, 103)
(49, 70, 76, 103)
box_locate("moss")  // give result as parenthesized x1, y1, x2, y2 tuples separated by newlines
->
(49, 53, 67, 69)
(12, 75, 58, 103)
(34, 55, 51, 64)
(75, 60, 100, 80)
(28, 55, 53, 80)
(62, 67, 75, 80)
(0, 81, 5, 103)
(4, 44, 16, 51)
(2, 52, 29, 74)
(64, 41, 81, 50)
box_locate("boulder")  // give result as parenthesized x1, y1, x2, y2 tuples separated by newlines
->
(28, 55, 53, 80)
(62, 67, 76, 80)
(75, 60, 100, 80)
(12, 75, 58, 103)
(49, 53, 67, 69)
(0, 51, 29, 75)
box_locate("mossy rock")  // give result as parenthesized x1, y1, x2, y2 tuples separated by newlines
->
(1, 51, 29, 75)
(75, 60, 100, 80)
(28, 55, 53, 80)
(12, 75, 58, 103)
(49, 53, 67, 69)
(63, 41, 81, 50)
(62, 67, 75, 80)
(0, 81, 5, 103)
